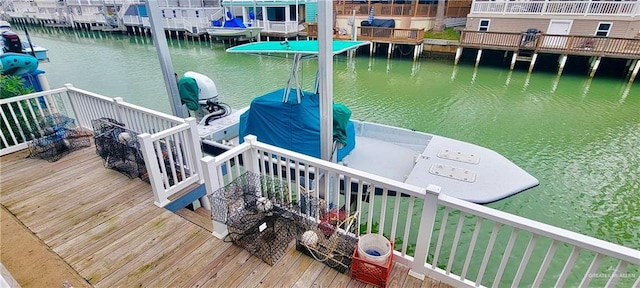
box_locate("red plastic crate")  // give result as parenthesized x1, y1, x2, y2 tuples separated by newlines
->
(350, 242, 394, 287)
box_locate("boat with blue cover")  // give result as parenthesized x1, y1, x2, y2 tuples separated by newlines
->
(195, 40, 539, 204)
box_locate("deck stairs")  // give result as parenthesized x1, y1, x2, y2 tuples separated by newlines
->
(515, 49, 535, 62)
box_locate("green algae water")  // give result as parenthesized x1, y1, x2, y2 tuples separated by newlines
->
(23, 26, 639, 284)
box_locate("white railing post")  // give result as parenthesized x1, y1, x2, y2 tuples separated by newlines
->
(201, 155, 228, 239)
(408, 184, 441, 280)
(242, 135, 260, 174)
(139, 133, 169, 207)
(541, 0, 548, 15)
(113, 97, 128, 126)
(63, 83, 88, 129)
(186, 117, 204, 183)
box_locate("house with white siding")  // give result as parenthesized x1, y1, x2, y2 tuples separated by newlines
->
(465, 0, 640, 39)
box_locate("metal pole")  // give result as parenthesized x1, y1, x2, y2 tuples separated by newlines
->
(318, 0, 333, 162)
(146, 0, 186, 117)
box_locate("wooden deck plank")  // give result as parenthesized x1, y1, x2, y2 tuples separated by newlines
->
(311, 264, 341, 287)
(292, 258, 327, 287)
(27, 177, 148, 239)
(52, 199, 157, 262)
(118, 230, 210, 286)
(387, 262, 411, 288)
(97, 224, 208, 287)
(75, 211, 182, 284)
(198, 249, 255, 287)
(0, 149, 448, 288)
(256, 248, 315, 287)
(172, 244, 244, 287)
(46, 188, 152, 248)
(145, 238, 233, 287)
(236, 241, 300, 287)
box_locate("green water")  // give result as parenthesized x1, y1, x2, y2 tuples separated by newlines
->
(22, 26, 639, 280)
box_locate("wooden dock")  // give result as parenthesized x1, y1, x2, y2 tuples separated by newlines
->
(0, 146, 450, 287)
(305, 23, 425, 60)
(457, 30, 640, 79)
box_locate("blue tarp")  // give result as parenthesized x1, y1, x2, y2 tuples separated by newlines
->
(239, 88, 355, 161)
(223, 18, 246, 28)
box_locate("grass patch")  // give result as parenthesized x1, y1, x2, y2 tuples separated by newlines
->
(424, 28, 460, 41)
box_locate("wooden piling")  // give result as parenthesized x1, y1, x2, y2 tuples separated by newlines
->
(528, 53, 538, 73)
(558, 55, 568, 76)
(589, 56, 601, 78)
(454, 47, 463, 65)
(629, 60, 640, 84)
(475, 49, 482, 67)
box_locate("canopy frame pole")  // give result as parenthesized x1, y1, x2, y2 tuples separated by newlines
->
(283, 53, 303, 103)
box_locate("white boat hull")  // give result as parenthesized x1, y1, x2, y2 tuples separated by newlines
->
(206, 27, 263, 40)
(198, 111, 539, 204)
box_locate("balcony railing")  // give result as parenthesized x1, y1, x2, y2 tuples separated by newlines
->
(306, 23, 425, 45)
(335, 1, 472, 18)
(0, 85, 203, 207)
(460, 30, 640, 59)
(203, 135, 640, 287)
(470, 0, 640, 16)
(255, 20, 301, 34)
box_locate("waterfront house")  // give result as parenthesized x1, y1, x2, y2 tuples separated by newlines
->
(465, 0, 640, 39)
(456, 0, 640, 79)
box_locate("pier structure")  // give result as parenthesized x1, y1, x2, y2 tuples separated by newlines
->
(456, 30, 640, 82)
(305, 23, 425, 61)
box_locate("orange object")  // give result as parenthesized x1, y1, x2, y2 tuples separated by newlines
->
(351, 242, 394, 287)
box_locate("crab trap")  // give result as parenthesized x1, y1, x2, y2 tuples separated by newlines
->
(92, 118, 146, 179)
(209, 172, 300, 266)
(27, 113, 92, 162)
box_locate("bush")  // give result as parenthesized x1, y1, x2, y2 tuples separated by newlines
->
(1, 75, 37, 148)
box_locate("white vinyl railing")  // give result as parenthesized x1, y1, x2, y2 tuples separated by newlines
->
(202, 135, 640, 288)
(255, 20, 301, 34)
(0, 84, 203, 207)
(471, 0, 640, 16)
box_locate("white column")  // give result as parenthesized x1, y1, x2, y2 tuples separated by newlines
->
(557, 54, 568, 76)
(629, 59, 640, 84)
(589, 56, 601, 78)
(510, 52, 518, 70)
(528, 53, 538, 73)
(454, 47, 463, 65)
(475, 49, 482, 67)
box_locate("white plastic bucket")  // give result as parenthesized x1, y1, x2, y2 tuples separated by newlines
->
(357, 234, 391, 265)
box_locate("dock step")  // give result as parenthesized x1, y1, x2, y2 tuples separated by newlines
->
(516, 56, 533, 62)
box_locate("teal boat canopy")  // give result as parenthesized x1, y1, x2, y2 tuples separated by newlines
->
(226, 40, 369, 56)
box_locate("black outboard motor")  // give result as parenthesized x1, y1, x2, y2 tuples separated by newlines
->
(1, 32, 23, 53)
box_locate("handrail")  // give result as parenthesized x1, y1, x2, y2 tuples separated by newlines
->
(201, 135, 640, 287)
(470, 0, 640, 17)
(460, 30, 640, 58)
(0, 85, 202, 210)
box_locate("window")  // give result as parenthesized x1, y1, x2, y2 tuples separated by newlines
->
(479, 19, 490, 32)
(596, 22, 612, 37)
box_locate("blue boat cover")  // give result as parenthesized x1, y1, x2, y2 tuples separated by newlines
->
(239, 88, 355, 161)
(223, 18, 246, 29)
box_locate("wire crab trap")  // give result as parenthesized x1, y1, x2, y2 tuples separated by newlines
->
(27, 113, 92, 162)
(295, 202, 359, 274)
(92, 118, 146, 179)
(209, 172, 300, 266)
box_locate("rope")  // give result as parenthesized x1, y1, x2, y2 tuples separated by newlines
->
(300, 211, 359, 263)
